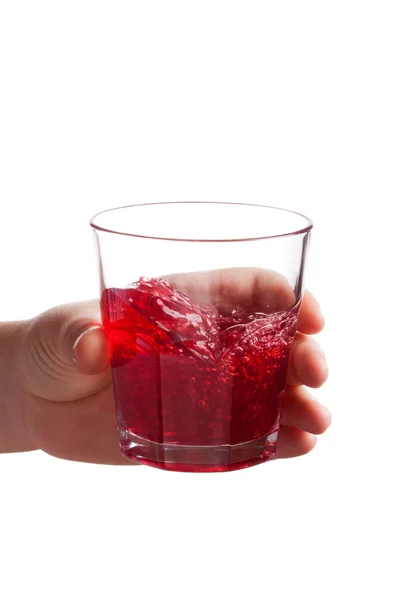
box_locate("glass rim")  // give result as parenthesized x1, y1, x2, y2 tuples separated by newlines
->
(90, 201, 313, 243)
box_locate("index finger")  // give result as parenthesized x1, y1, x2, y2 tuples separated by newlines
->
(166, 267, 294, 313)
(165, 267, 324, 334)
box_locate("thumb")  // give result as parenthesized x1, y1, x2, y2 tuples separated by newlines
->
(23, 301, 111, 401)
(49, 301, 111, 375)
(72, 325, 110, 375)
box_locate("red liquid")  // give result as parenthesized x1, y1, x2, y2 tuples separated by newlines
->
(101, 277, 298, 472)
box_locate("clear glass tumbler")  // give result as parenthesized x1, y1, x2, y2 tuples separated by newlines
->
(90, 202, 313, 472)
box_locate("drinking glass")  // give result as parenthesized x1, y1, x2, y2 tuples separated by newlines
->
(90, 202, 313, 472)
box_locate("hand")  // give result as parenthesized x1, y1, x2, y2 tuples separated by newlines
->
(20, 268, 330, 464)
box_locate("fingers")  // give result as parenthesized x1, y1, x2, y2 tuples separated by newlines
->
(297, 290, 325, 334)
(166, 267, 324, 336)
(222, 267, 295, 313)
(286, 333, 328, 388)
(275, 426, 317, 459)
(280, 385, 331, 434)
(275, 385, 331, 459)
(167, 267, 295, 313)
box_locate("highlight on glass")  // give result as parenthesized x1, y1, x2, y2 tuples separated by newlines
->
(90, 202, 313, 472)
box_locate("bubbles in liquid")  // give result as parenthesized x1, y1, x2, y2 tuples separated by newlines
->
(101, 277, 299, 449)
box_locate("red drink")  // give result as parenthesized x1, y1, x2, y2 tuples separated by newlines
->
(101, 277, 298, 472)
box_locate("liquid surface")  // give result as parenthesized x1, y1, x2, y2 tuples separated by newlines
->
(101, 277, 298, 451)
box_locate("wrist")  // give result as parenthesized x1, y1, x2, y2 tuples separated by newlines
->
(0, 320, 36, 453)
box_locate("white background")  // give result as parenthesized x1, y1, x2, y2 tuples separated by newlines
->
(1, 1, 399, 599)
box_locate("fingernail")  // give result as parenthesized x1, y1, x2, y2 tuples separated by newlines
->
(310, 292, 325, 321)
(311, 394, 329, 411)
(318, 347, 327, 364)
(317, 397, 331, 414)
(320, 405, 332, 429)
(72, 326, 102, 362)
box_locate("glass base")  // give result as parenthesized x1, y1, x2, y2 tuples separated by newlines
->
(119, 428, 278, 472)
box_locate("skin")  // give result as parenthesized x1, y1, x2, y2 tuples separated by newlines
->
(0, 268, 330, 464)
